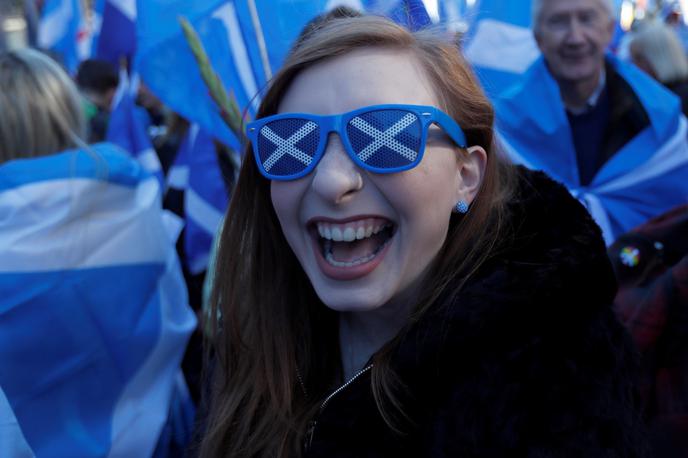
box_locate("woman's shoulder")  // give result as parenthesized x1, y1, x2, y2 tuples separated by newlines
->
(0, 143, 152, 191)
(466, 165, 615, 317)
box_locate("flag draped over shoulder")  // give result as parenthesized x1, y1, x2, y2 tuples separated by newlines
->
(0, 144, 196, 457)
(494, 55, 688, 244)
(463, 0, 540, 98)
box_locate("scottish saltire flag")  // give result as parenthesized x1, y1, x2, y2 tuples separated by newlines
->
(38, 0, 89, 73)
(463, 0, 539, 98)
(107, 72, 164, 186)
(135, 0, 343, 150)
(170, 125, 231, 275)
(92, 0, 137, 67)
(495, 54, 688, 244)
(0, 144, 197, 457)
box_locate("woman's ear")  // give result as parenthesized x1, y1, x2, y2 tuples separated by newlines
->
(455, 145, 487, 205)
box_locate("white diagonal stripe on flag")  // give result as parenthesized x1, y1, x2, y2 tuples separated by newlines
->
(262, 122, 318, 172)
(351, 113, 418, 162)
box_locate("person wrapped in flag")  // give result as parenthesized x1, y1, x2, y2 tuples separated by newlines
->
(493, 0, 688, 246)
(197, 15, 648, 458)
(0, 48, 196, 457)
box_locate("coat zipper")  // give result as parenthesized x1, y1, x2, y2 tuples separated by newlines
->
(304, 364, 374, 451)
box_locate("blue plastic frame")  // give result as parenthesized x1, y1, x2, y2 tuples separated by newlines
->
(246, 104, 468, 181)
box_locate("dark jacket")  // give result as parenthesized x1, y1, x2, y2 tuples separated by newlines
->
(609, 205, 688, 458)
(305, 168, 649, 458)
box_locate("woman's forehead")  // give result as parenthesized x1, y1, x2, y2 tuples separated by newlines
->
(277, 47, 438, 115)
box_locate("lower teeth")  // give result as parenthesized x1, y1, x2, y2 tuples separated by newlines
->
(322, 238, 390, 268)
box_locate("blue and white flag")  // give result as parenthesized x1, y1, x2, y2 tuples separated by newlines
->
(92, 0, 137, 68)
(38, 0, 89, 73)
(494, 54, 688, 244)
(463, 0, 539, 98)
(0, 144, 196, 457)
(135, 0, 340, 150)
(107, 72, 164, 186)
(169, 125, 231, 275)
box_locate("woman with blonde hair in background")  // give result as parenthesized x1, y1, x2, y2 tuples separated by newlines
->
(0, 48, 196, 457)
(197, 15, 649, 458)
(630, 20, 688, 116)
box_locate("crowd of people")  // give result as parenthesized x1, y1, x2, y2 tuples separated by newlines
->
(1, 0, 688, 457)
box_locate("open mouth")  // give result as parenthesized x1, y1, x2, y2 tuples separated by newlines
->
(313, 217, 395, 269)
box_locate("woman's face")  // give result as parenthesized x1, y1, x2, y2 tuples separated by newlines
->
(270, 47, 485, 313)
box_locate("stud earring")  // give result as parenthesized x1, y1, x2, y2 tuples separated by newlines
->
(454, 200, 469, 214)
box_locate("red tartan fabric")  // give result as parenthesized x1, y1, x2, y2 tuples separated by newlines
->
(610, 206, 688, 458)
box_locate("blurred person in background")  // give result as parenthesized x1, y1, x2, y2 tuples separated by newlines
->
(0, 48, 196, 457)
(630, 20, 688, 117)
(75, 58, 120, 143)
(608, 204, 688, 458)
(494, 0, 688, 245)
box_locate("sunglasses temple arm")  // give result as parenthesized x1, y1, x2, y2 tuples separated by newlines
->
(432, 109, 467, 149)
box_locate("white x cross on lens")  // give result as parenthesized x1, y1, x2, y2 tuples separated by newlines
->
(350, 113, 418, 163)
(262, 121, 318, 171)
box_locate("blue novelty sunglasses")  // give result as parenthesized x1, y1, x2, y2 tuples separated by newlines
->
(246, 104, 467, 181)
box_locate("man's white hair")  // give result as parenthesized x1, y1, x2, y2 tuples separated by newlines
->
(532, 0, 616, 33)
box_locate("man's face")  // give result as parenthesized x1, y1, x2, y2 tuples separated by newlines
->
(535, 0, 615, 84)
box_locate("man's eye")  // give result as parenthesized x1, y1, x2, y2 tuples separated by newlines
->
(547, 15, 568, 28)
(579, 11, 597, 25)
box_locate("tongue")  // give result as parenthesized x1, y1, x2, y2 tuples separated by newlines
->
(330, 231, 388, 263)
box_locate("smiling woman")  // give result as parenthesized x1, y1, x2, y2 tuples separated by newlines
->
(198, 15, 649, 458)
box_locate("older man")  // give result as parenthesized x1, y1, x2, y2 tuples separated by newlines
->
(494, 0, 688, 244)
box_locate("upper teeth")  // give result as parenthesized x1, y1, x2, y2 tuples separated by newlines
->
(316, 218, 389, 242)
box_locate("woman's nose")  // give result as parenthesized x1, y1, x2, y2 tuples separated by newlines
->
(310, 133, 363, 204)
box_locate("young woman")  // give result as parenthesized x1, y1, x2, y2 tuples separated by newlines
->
(200, 16, 648, 457)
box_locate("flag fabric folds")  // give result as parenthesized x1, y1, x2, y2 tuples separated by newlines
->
(136, 0, 264, 150)
(106, 73, 164, 186)
(168, 125, 230, 275)
(0, 386, 34, 458)
(463, 0, 539, 98)
(0, 144, 196, 457)
(135, 0, 341, 150)
(92, 0, 138, 68)
(38, 0, 89, 73)
(494, 55, 688, 244)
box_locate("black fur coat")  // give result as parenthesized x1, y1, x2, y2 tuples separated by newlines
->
(304, 168, 649, 458)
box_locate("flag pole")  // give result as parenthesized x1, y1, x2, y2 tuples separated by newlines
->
(246, 0, 272, 81)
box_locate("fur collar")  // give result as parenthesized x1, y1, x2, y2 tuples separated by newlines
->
(393, 166, 617, 385)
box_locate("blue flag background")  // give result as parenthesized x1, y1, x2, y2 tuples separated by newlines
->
(0, 144, 196, 457)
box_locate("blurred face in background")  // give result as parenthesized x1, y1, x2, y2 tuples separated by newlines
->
(535, 0, 615, 85)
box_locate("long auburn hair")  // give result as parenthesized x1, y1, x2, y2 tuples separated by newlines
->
(200, 16, 516, 458)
